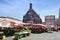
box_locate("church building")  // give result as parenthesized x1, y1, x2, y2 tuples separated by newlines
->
(23, 3, 42, 24)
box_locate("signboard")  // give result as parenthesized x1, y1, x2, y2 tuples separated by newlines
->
(0, 20, 11, 27)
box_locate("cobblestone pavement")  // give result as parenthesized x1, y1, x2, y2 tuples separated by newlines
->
(2, 36, 15, 40)
(4, 31, 60, 40)
(21, 31, 60, 40)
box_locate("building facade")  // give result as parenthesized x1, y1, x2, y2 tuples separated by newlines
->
(23, 3, 42, 24)
(45, 15, 55, 27)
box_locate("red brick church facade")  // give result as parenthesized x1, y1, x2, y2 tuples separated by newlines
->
(23, 3, 42, 24)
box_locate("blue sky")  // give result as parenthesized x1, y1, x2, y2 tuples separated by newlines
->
(0, 0, 60, 22)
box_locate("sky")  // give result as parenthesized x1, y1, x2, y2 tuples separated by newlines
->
(0, 0, 60, 22)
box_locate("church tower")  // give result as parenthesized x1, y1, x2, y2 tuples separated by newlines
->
(23, 3, 42, 24)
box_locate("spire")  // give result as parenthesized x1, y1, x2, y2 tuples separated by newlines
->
(30, 3, 32, 10)
(59, 8, 60, 19)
